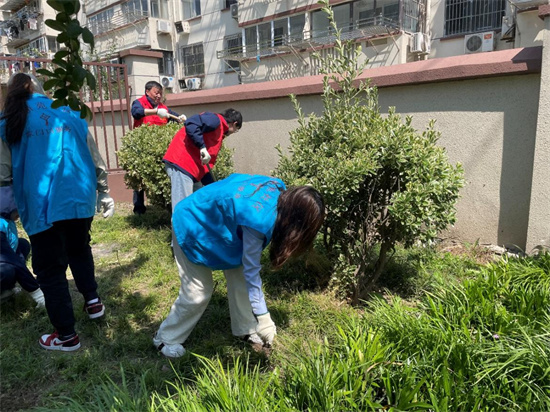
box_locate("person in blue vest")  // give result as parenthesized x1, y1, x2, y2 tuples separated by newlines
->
(0, 186, 45, 308)
(153, 173, 325, 358)
(0, 73, 109, 352)
(131, 80, 186, 215)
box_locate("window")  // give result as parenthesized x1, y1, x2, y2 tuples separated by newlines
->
(158, 51, 174, 75)
(289, 14, 306, 41)
(151, 0, 169, 19)
(123, 0, 148, 16)
(224, 34, 242, 71)
(88, 7, 115, 35)
(445, 0, 505, 36)
(224, 0, 237, 8)
(16, 36, 49, 56)
(181, 0, 201, 19)
(180, 43, 204, 76)
(245, 26, 257, 54)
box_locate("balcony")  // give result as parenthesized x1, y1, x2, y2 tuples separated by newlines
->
(217, 17, 400, 61)
(87, 10, 148, 37)
(0, 5, 42, 49)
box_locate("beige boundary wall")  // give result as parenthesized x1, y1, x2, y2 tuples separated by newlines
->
(102, 46, 548, 252)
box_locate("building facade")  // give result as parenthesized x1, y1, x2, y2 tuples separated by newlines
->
(0, 0, 547, 99)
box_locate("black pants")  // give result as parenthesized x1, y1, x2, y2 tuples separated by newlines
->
(29, 218, 98, 336)
(0, 234, 39, 293)
(133, 190, 146, 214)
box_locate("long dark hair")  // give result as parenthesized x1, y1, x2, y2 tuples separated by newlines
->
(1, 73, 33, 146)
(270, 186, 325, 269)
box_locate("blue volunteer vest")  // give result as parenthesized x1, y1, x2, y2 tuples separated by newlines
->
(173, 174, 286, 269)
(0, 217, 18, 251)
(0, 94, 96, 236)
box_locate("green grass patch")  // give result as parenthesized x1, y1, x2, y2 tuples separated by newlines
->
(1, 204, 548, 411)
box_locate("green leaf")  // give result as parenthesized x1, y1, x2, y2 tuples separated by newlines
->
(85, 71, 97, 90)
(55, 12, 70, 23)
(45, 19, 65, 32)
(81, 28, 95, 49)
(62, 0, 76, 15)
(36, 68, 55, 77)
(46, 0, 65, 12)
(54, 50, 70, 59)
(50, 99, 65, 109)
(68, 95, 80, 111)
(43, 78, 61, 90)
(72, 66, 87, 83)
(56, 32, 69, 44)
(53, 88, 68, 99)
(66, 21, 83, 39)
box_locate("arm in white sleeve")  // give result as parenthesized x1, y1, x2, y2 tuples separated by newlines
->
(242, 226, 268, 315)
(86, 132, 109, 193)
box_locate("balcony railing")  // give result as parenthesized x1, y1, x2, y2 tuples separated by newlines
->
(87, 10, 148, 36)
(217, 16, 399, 61)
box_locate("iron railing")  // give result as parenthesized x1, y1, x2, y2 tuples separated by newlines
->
(217, 16, 400, 61)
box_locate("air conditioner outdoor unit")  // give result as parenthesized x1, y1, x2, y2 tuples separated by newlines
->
(230, 3, 238, 19)
(157, 20, 172, 34)
(464, 32, 494, 54)
(410, 32, 430, 54)
(186, 77, 202, 90)
(160, 75, 175, 89)
(175, 21, 191, 34)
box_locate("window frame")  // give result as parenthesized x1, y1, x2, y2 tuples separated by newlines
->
(444, 0, 506, 36)
(180, 42, 204, 77)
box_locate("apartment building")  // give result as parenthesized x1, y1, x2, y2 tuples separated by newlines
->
(0, 0, 547, 98)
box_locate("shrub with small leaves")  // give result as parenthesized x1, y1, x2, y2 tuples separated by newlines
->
(275, 0, 464, 303)
(118, 123, 235, 209)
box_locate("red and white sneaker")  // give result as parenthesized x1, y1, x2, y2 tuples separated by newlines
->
(39, 331, 81, 352)
(84, 298, 105, 319)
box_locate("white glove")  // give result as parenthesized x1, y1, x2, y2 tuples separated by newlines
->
(178, 114, 187, 123)
(97, 192, 115, 218)
(157, 108, 169, 119)
(200, 148, 211, 165)
(29, 288, 45, 308)
(256, 313, 276, 345)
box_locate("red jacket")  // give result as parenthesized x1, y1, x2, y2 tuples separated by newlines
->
(133, 95, 169, 128)
(163, 114, 228, 181)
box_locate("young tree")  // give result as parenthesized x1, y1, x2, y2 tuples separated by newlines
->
(275, 0, 464, 303)
(37, 0, 96, 118)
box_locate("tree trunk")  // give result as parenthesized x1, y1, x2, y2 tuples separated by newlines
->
(361, 241, 392, 295)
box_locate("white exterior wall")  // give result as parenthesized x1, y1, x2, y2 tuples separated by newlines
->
(168, 73, 542, 250)
(178, 2, 241, 89)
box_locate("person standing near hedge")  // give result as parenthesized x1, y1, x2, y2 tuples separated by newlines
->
(163, 108, 242, 212)
(131, 80, 186, 214)
(0, 73, 112, 352)
(153, 173, 325, 358)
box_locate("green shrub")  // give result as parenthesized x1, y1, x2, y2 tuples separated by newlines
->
(118, 123, 235, 209)
(274, 1, 464, 302)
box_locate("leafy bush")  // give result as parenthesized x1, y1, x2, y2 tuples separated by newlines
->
(118, 123, 235, 209)
(274, 1, 464, 302)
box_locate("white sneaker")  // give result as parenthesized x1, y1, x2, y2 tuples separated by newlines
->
(153, 334, 186, 358)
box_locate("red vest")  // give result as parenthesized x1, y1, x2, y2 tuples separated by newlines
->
(163, 114, 227, 181)
(133, 95, 169, 128)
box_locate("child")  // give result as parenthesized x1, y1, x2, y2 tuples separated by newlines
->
(0, 186, 45, 308)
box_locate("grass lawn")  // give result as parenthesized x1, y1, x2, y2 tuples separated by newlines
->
(1, 204, 548, 411)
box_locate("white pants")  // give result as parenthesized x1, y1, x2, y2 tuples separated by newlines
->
(155, 235, 258, 345)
